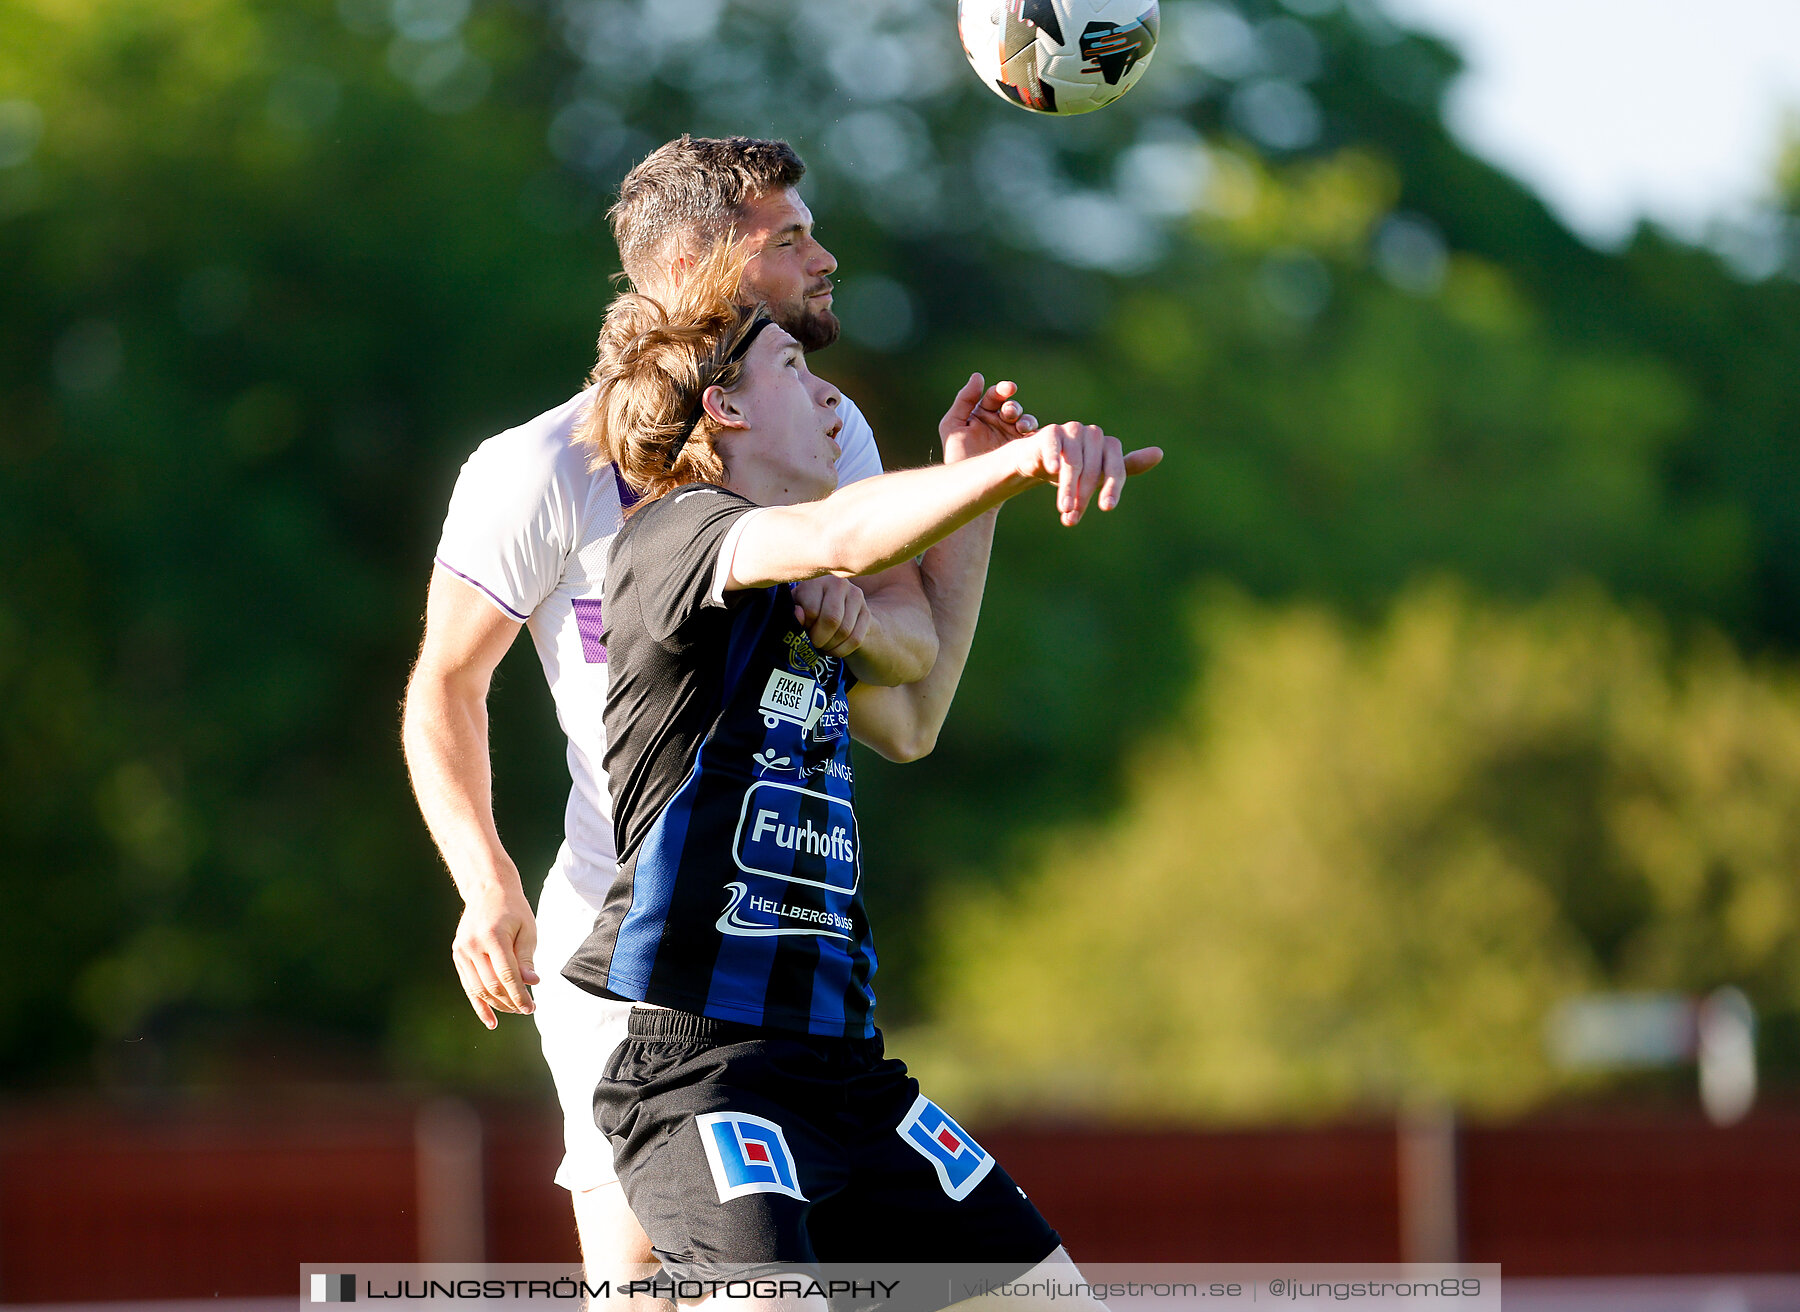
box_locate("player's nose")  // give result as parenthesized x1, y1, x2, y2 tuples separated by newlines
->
(808, 238, 838, 278)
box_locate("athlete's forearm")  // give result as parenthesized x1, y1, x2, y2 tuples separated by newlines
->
(733, 442, 1036, 589)
(401, 670, 525, 902)
(817, 446, 1028, 576)
(405, 567, 540, 1025)
(911, 509, 998, 728)
(846, 563, 938, 686)
(847, 510, 996, 759)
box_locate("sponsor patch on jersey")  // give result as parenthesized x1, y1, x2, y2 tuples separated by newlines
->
(696, 1111, 807, 1203)
(759, 667, 825, 733)
(784, 630, 834, 678)
(734, 779, 860, 893)
(808, 695, 850, 743)
(717, 881, 854, 940)
(896, 1094, 994, 1201)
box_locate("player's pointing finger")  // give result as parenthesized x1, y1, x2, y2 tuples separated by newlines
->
(1123, 446, 1164, 475)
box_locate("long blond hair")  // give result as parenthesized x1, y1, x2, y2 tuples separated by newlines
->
(576, 242, 766, 507)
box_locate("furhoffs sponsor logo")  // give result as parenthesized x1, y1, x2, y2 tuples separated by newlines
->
(733, 781, 859, 893)
(749, 810, 854, 861)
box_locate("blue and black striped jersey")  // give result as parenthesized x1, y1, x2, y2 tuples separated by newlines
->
(562, 484, 877, 1038)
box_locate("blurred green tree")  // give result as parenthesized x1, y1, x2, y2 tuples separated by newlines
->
(2, 0, 1799, 1104)
(909, 583, 1800, 1120)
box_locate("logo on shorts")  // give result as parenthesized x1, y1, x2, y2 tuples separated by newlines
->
(896, 1095, 994, 1201)
(696, 1111, 808, 1203)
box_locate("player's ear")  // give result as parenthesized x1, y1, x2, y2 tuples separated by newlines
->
(701, 384, 747, 429)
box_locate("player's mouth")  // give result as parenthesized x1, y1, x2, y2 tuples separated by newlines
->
(806, 281, 833, 302)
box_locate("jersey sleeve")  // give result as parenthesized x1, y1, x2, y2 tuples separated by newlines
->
(434, 432, 574, 623)
(621, 486, 759, 646)
(834, 394, 885, 487)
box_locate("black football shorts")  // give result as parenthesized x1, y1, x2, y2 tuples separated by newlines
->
(594, 1008, 1060, 1289)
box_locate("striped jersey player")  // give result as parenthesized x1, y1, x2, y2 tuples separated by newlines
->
(561, 245, 1161, 1296)
(563, 479, 877, 1036)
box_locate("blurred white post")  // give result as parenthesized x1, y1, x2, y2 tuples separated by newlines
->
(1397, 1102, 1460, 1264)
(416, 1096, 487, 1262)
(1697, 987, 1757, 1127)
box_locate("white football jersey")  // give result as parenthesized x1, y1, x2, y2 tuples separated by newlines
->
(434, 389, 884, 908)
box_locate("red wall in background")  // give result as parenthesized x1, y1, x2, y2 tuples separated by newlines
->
(2, 1102, 1796, 1301)
(979, 1126, 1402, 1262)
(1458, 1114, 1800, 1275)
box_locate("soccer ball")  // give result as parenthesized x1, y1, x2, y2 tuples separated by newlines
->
(958, 0, 1160, 116)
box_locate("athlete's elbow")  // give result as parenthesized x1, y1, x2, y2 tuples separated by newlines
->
(876, 723, 939, 764)
(895, 630, 940, 686)
(400, 667, 479, 754)
(895, 732, 938, 763)
(399, 674, 427, 744)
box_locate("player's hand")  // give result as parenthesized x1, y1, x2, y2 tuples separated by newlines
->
(940, 373, 1040, 464)
(792, 576, 872, 658)
(451, 884, 540, 1029)
(1014, 422, 1164, 526)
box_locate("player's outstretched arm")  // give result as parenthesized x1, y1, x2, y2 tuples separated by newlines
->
(401, 566, 541, 1029)
(738, 408, 1162, 762)
(846, 375, 1168, 759)
(796, 376, 1045, 692)
(727, 422, 1162, 591)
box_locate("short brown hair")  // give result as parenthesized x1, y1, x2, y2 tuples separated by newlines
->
(608, 135, 805, 289)
(576, 242, 765, 507)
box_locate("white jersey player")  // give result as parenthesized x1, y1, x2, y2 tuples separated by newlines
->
(428, 383, 882, 1187)
(402, 135, 1049, 1280)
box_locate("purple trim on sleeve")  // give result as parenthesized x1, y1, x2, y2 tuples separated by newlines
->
(572, 598, 607, 664)
(434, 557, 530, 622)
(614, 468, 643, 510)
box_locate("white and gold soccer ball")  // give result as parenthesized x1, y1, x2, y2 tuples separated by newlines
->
(958, 0, 1160, 116)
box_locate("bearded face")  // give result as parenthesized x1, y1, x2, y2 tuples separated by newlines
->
(732, 186, 841, 354)
(767, 282, 840, 353)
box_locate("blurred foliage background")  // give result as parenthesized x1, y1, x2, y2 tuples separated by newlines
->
(4, 0, 1800, 1119)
